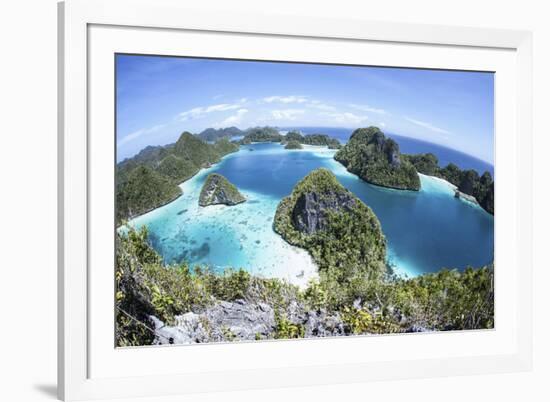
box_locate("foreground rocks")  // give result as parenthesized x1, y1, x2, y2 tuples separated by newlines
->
(151, 300, 275, 344)
(151, 299, 345, 345)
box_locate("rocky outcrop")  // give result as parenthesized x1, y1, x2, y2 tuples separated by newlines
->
(454, 189, 479, 205)
(150, 299, 345, 345)
(151, 299, 275, 344)
(334, 127, 420, 190)
(274, 168, 387, 278)
(291, 191, 356, 234)
(199, 173, 246, 207)
(116, 226, 495, 347)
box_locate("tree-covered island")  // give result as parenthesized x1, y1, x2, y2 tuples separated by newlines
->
(282, 130, 342, 149)
(284, 140, 303, 149)
(332, 126, 494, 214)
(199, 173, 246, 206)
(405, 153, 494, 214)
(334, 127, 421, 190)
(116, 133, 239, 223)
(236, 127, 342, 149)
(238, 126, 284, 144)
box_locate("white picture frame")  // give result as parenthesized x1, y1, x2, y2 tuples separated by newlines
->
(58, 0, 533, 400)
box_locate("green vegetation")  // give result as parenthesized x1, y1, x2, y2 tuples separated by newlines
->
(239, 126, 283, 144)
(116, 132, 239, 223)
(334, 127, 420, 190)
(284, 140, 303, 149)
(273, 168, 494, 326)
(404, 153, 440, 176)
(116, 166, 182, 223)
(116, 224, 494, 346)
(115, 226, 303, 346)
(156, 154, 198, 183)
(198, 173, 246, 206)
(274, 311, 305, 339)
(213, 137, 240, 156)
(238, 127, 341, 149)
(274, 169, 387, 291)
(284, 130, 304, 142)
(198, 126, 244, 142)
(173, 132, 229, 168)
(282, 131, 341, 148)
(301, 133, 341, 149)
(405, 153, 494, 214)
(115, 129, 494, 346)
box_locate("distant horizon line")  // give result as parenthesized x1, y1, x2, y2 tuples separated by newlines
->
(117, 124, 494, 166)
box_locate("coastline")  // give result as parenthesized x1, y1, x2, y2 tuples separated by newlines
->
(419, 173, 487, 212)
(117, 150, 239, 228)
(422, 173, 457, 190)
(120, 143, 492, 288)
(122, 192, 183, 225)
(454, 189, 480, 206)
(263, 244, 319, 289)
(120, 146, 320, 288)
(341, 164, 421, 192)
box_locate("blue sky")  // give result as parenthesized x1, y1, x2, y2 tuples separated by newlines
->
(116, 54, 494, 163)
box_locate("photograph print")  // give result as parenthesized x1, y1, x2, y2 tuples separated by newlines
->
(115, 55, 494, 347)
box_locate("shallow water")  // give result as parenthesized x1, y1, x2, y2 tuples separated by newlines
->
(128, 142, 494, 279)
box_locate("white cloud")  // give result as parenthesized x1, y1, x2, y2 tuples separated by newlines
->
(262, 95, 308, 104)
(119, 124, 166, 147)
(404, 117, 451, 135)
(307, 100, 336, 111)
(349, 104, 388, 115)
(214, 108, 248, 128)
(270, 109, 305, 120)
(322, 111, 369, 125)
(379, 122, 386, 128)
(178, 100, 247, 121)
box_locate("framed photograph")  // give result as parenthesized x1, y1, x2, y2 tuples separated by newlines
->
(58, 0, 533, 400)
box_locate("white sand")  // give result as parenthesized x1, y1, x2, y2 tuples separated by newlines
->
(418, 173, 457, 190)
(263, 242, 319, 289)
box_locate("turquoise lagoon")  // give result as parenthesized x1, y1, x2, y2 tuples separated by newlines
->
(127, 142, 494, 284)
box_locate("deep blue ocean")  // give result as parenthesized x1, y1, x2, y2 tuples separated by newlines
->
(128, 131, 494, 282)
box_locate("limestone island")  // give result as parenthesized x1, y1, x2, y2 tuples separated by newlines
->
(334, 126, 420, 191)
(199, 173, 246, 207)
(273, 168, 387, 279)
(283, 130, 342, 149)
(284, 140, 303, 150)
(405, 152, 494, 214)
(236, 127, 341, 149)
(116, 132, 239, 223)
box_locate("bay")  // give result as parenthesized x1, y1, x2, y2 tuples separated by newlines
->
(128, 139, 494, 281)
